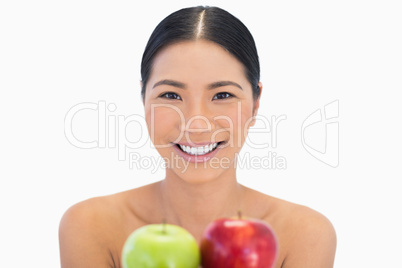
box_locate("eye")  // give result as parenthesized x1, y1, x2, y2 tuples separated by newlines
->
(213, 92, 234, 100)
(159, 92, 182, 100)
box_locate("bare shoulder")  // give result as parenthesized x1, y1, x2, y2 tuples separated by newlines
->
(58, 194, 127, 268)
(268, 196, 337, 268)
(58, 186, 156, 268)
(242, 187, 336, 268)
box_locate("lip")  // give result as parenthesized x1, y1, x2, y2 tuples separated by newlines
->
(172, 141, 226, 163)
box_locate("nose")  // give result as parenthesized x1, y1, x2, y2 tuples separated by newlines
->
(180, 101, 215, 133)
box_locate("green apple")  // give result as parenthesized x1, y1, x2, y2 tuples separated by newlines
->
(121, 223, 200, 268)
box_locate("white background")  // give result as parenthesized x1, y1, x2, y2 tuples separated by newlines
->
(1, 0, 401, 267)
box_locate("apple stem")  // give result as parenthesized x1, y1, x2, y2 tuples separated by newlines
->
(238, 210, 242, 219)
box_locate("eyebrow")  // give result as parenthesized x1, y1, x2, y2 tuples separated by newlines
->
(208, 81, 243, 90)
(152, 79, 243, 90)
(153, 79, 186, 89)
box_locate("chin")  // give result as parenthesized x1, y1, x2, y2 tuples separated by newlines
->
(171, 164, 234, 185)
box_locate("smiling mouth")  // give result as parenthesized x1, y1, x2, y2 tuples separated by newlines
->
(175, 141, 225, 156)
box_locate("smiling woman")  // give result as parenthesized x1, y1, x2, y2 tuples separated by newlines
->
(58, 6, 337, 268)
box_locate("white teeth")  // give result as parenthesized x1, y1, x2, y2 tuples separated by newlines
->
(178, 142, 218, 155)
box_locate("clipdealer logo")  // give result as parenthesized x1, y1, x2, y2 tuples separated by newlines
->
(64, 99, 339, 170)
(301, 100, 339, 168)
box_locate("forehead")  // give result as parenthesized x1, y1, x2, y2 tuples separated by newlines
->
(148, 40, 248, 88)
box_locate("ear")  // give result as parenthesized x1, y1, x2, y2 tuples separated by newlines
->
(249, 82, 263, 127)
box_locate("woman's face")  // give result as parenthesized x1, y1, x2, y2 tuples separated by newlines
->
(143, 40, 260, 183)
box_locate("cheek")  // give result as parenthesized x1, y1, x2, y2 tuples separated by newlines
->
(239, 108, 254, 149)
(145, 105, 182, 142)
(215, 102, 254, 144)
(241, 102, 254, 135)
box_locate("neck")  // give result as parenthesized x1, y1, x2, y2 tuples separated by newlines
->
(156, 168, 246, 231)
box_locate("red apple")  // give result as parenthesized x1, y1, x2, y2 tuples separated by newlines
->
(200, 213, 278, 268)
